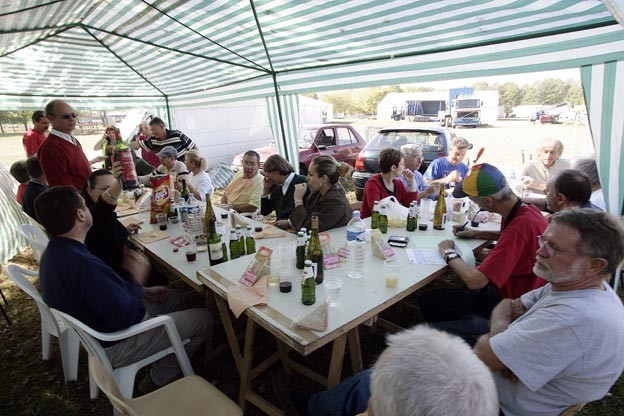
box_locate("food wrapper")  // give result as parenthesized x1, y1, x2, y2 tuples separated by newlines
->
(149, 175, 171, 224)
(319, 232, 341, 270)
(227, 276, 267, 318)
(371, 229, 396, 260)
(239, 246, 272, 287)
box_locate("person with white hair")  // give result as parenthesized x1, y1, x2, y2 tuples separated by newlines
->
(520, 138, 569, 193)
(294, 325, 498, 416)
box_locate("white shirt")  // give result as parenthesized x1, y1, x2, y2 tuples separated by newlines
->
(282, 172, 295, 195)
(50, 129, 76, 145)
(187, 170, 214, 201)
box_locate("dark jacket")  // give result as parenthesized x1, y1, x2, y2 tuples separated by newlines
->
(261, 173, 309, 220)
(289, 184, 352, 232)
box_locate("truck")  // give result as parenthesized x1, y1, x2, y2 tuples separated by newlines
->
(450, 94, 482, 127)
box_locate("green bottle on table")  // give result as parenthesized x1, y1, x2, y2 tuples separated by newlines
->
(378, 203, 388, 234)
(296, 231, 306, 269)
(371, 201, 380, 229)
(406, 201, 418, 232)
(229, 230, 240, 259)
(245, 225, 255, 254)
(301, 260, 316, 305)
(207, 218, 224, 266)
(307, 215, 324, 284)
(433, 186, 447, 230)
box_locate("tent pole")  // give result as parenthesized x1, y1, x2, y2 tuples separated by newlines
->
(165, 95, 172, 128)
(271, 73, 290, 162)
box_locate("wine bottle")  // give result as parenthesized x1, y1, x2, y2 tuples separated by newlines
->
(301, 260, 316, 305)
(371, 201, 380, 229)
(296, 231, 306, 269)
(406, 201, 418, 231)
(180, 179, 190, 201)
(229, 230, 240, 260)
(206, 217, 224, 266)
(245, 225, 256, 255)
(307, 215, 324, 284)
(433, 186, 447, 230)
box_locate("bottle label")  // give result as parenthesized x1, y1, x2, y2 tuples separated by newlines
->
(209, 242, 223, 260)
(115, 149, 138, 188)
(346, 229, 364, 241)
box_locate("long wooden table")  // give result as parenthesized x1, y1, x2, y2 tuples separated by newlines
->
(197, 218, 493, 415)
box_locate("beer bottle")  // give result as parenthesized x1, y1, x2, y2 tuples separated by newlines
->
(378, 204, 388, 234)
(433, 186, 447, 230)
(371, 201, 380, 229)
(245, 225, 256, 254)
(296, 231, 306, 269)
(406, 201, 418, 232)
(112, 128, 138, 189)
(221, 236, 228, 263)
(229, 229, 240, 259)
(236, 225, 245, 256)
(307, 215, 324, 284)
(180, 179, 190, 201)
(301, 260, 316, 305)
(207, 217, 224, 266)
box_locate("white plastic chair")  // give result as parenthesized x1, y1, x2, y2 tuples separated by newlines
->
(89, 356, 242, 416)
(51, 308, 194, 401)
(16, 223, 49, 263)
(5, 265, 80, 382)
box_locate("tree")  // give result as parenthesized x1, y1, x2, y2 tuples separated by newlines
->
(473, 81, 494, 90)
(498, 82, 523, 113)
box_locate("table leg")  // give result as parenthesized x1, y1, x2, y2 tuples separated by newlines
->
(347, 328, 363, 374)
(327, 333, 348, 388)
(239, 318, 258, 410)
(276, 340, 292, 375)
(214, 294, 243, 375)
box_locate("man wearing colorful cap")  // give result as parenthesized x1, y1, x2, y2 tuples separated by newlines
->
(420, 163, 548, 345)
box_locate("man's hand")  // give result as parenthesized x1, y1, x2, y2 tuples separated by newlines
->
(129, 141, 141, 150)
(121, 249, 151, 286)
(293, 183, 307, 204)
(263, 175, 276, 196)
(438, 239, 455, 256)
(403, 169, 415, 186)
(445, 170, 461, 184)
(126, 223, 142, 234)
(143, 286, 169, 303)
(452, 224, 478, 239)
(274, 219, 290, 230)
(89, 155, 106, 165)
(111, 161, 124, 180)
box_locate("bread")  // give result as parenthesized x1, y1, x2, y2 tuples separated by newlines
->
(295, 301, 328, 332)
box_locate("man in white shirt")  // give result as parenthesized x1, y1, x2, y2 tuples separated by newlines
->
(520, 138, 569, 193)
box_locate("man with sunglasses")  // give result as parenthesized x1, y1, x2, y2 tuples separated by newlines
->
(39, 100, 104, 190)
(475, 209, 624, 415)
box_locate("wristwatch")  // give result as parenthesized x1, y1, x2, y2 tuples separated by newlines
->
(443, 248, 460, 263)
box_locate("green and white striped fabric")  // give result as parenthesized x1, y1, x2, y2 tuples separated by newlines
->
(581, 61, 624, 216)
(0, 162, 31, 264)
(265, 94, 300, 172)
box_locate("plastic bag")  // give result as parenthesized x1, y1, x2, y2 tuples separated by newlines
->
(379, 196, 409, 220)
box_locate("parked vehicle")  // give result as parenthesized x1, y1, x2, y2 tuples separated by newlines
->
(450, 94, 482, 127)
(230, 124, 365, 175)
(352, 126, 457, 201)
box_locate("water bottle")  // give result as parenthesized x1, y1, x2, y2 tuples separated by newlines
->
(347, 236, 366, 279)
(178, 197, 188, 224)
(346, 210, 366, 241)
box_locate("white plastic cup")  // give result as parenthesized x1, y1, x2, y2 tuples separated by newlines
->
(323, 277, 343, 307)
(384, 259, 402, 288)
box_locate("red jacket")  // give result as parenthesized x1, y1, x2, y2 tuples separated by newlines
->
(361, 174, 418, 218)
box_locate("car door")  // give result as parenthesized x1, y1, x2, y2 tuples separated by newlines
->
(334, 126, 362, 166)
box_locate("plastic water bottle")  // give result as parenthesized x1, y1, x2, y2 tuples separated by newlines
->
(347, 237, 366, 279)
(346, 210, 366, 241)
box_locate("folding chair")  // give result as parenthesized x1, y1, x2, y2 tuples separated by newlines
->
(16, 223, 49, 263)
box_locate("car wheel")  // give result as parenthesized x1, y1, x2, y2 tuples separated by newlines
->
(355, 188, 363, 201)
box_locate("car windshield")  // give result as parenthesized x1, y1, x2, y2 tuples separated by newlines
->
(368, 130, 454, 152)
(455, 99, 480, 109)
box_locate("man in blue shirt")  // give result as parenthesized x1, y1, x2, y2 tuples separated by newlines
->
(35, 186, 212, 390)
(424, 137, 470, 186)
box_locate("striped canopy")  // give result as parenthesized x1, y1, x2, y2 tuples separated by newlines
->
(1, 1, 624, 263)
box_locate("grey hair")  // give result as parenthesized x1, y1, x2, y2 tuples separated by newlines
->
(550, 209, 624, 275)
(470, 185, 515, 204)
(401, 144, 423, 158)
(370, 325, 498, 416)
(572, 158, 600, 186)
(538, 138, 564, 155)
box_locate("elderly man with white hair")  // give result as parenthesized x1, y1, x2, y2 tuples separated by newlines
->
(520, 138, 569, 193)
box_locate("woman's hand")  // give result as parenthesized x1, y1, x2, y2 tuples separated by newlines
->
(263, 175, 275, 196)
(293, 183, 307, 204)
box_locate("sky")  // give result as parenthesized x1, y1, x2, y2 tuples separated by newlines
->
(409, 68, 580, 89)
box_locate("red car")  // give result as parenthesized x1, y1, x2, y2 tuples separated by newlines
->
(230, 124, 365, 174)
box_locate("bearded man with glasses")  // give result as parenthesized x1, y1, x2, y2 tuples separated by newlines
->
(38, 100, 104, 189)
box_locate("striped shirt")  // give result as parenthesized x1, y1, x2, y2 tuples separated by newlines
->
(139, 129, 195, 161)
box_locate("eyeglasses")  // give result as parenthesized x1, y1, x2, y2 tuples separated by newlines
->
(537, 235, 578, 256)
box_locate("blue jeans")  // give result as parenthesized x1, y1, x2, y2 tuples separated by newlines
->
(307, 370, 372, 416)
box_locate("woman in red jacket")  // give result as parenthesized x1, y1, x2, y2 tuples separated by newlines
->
(361, 147, 434, 218)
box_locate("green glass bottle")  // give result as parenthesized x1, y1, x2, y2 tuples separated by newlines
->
(307, 216, 324, 284)
(245, 225, 256, 254)
(229, 230, 240, 259)
(301, 260, 316, 305)
(378, 203, 388, 234)
(207, 218, 224, 266)
(221, 237, 228, 263)
(433, 186, 447, 230)
(236, 225, 245, 256)
(180, 179, 190, 201)
(371, 201, 380, 229)
(406, 201, 418, 232)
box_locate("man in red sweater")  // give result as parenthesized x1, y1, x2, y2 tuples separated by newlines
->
(38, 100, 103, 190)
(22, 110, 49, 157)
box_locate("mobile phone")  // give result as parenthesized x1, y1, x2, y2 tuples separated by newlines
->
(388, 235, 409, 247)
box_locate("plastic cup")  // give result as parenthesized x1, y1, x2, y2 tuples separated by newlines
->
(323, 277, 343, 307)
(384, 259, 402, 288)
(156, 213, 168, 231)
(185, 242, 197, 262)
(279, 242, 295, 270)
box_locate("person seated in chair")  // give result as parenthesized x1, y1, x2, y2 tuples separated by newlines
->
(221, 150, 264, 214)
(35, 185, 212, 391)
(260, 154, 309, 230)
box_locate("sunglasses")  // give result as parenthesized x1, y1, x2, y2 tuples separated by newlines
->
(58, 113, 78, 120)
